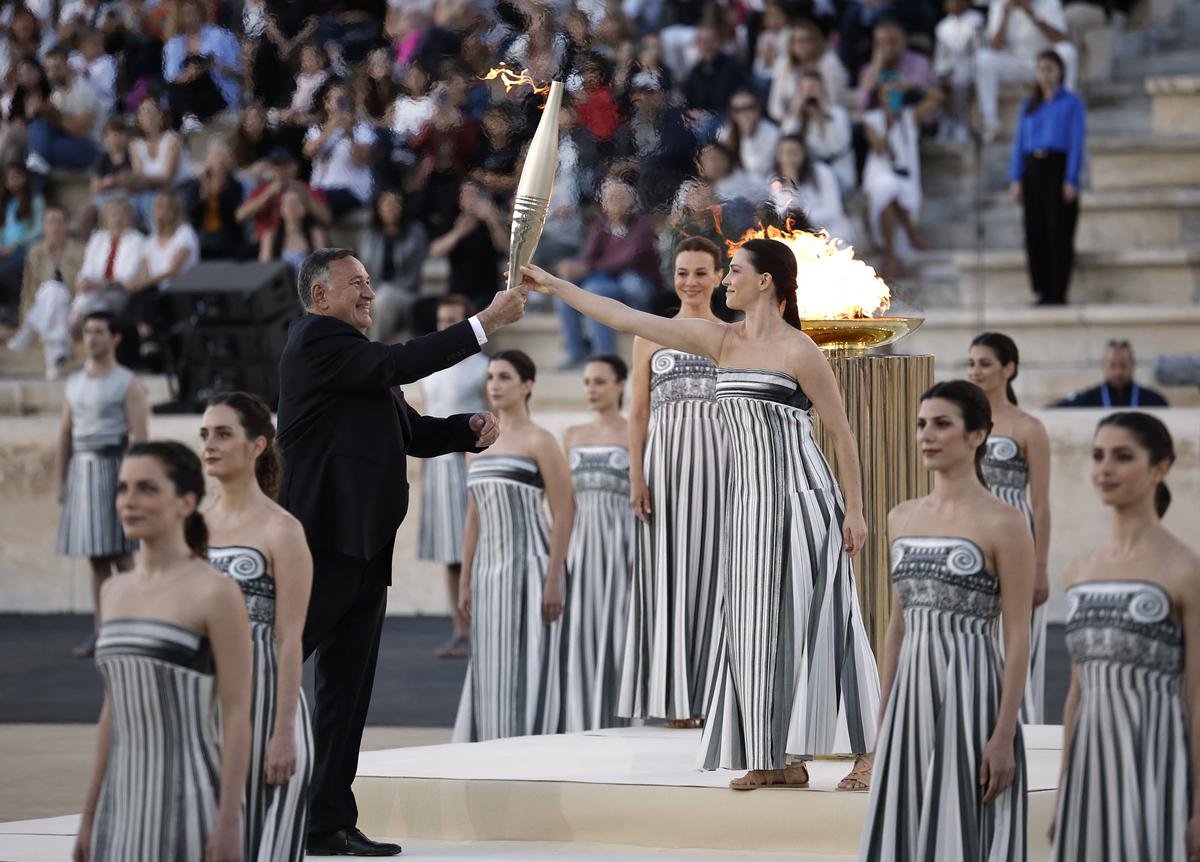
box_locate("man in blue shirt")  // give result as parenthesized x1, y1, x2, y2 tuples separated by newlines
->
(1053, 341, 1170, 407)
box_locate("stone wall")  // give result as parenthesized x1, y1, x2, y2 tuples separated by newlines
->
(2, 409, 1196, 624)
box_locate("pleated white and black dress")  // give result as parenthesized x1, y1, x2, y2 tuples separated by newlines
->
(982, 434, 1045, 724)
(699, 369, 880, 770)
(859, 536, 1027, 861)
(92, 618, 220, 862)
(565, 445, 634, 731)
(619, 348, 723, 721)
(208, 546, 312, 862)
(453, 454, 569, 742)
(1053, 580, 1190, 861)
(57, 366, 137, 558)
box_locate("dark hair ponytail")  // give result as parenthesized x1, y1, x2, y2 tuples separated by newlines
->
(1096, 411, 1176, 517)
(740, 237, 801, 330)
(126, 441, 209, 556)
(970, 331, 1020, 405)
(491, 350, 538, 406)
(207, 391, 283, 499)
(920, 380, 994, 487)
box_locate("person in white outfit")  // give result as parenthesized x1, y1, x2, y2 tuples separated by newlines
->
(717, 87, 782, 184)
(934, 0, 986, 141)
(779, 71, 856, 193)
(71, 196, 145, 335)
(770, 134, 856, 247)
(977, 0, 1078, 140)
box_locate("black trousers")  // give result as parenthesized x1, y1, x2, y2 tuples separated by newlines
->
(302, 540, 393, 835)
(167, 69, 228, 122)
(1021, 151, 1079, 304)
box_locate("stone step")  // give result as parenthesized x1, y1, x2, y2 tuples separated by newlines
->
(1089, 134, 1200, 188)
(1148, 74, 1200, 135)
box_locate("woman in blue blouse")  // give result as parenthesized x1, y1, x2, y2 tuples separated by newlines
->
(1009, 49, 1086, 306)
(0, 160, 45, 319)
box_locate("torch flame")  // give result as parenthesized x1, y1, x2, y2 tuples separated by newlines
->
(726, 222, 891, 320)
(480, 65, 552, 96)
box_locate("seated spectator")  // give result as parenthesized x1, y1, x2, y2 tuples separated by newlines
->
(231, 102, 277, 184)
(472, 103, 522, 201)
(612, 72, 696, 210)
(613, 31, 674, 100)
(690, 141, 767, 204)
(862, 80, 941, 280)
(302, 78, 375, 218)
(25, 44, 104, 174)
(977, 0, 1077, 141)
(385, 5, 428, 68)
(185, 140, 245, 260)
(277, 41, 330, 131)
(752, 1, 791, 97)
(1053, 340, 1169, 407)
(768, 17, 850, 123)
(163, 0, 242, 128)
(0, 8, 47, 86)
(771, 135, 857, 247)
(69, 28, 117, 111)
(124, 189, 199, 363)
(79, 115, 132, 236)
(408, 95, 482, 232)
(717, 87, 782, 184)
(235, 147, 330, 248)
(934, 0, 986, 141)
(427, 178, 506, 310)
(1065, 0, 1131, 84)
(683, 24, 749, 141)
(533, 97, 592, 271)
(128, 94, 190, 229)
(0, 56, 52, 163)
(245, 0, 317, 110)
(6, 204, 83, 377)
(855, 17, 937, 116)
(259, 187, 327, 272)
(0, 161, 45, 320)
(780, 71, 856, 193)
(71, 195, 144, 348)
(556, 176, 660, 367)
(575, 53, 623, 147)
(356, 46, 399, 124)
(390, 63, 436, 144)
(839, 0, 940, 84)
(1009, 49, 1085, 306)
(357, 188, 427, 343)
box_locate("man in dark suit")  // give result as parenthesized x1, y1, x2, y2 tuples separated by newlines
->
(277, 248, 527, 856)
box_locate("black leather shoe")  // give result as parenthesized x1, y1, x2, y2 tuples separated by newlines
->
(305, 827, 402, 856)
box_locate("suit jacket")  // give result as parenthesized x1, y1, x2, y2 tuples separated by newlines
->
(277, 313, 483, 561)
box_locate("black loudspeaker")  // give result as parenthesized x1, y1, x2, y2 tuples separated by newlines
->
(156, 261, 300, 412)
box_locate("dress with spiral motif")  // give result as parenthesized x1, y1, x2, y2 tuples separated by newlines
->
(92, 618, 220, 862)
(859, 536, 1027, 862)
(208, 546, 312, 862)
(982, 434, 1046, 723)
(453, 454, 569, 741)
(1052, 580, 1190, 861)
(699, 369, 880, 770)
(619, 348, 724, 721)
(565, 445, 634, 731)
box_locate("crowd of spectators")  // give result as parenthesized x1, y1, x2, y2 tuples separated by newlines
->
(0, 0, 1130, 375)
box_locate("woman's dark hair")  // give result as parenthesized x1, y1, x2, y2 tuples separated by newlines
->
(723, 86, 762, 170)
(232, 102, 274, 168)
(207, 391, 284, 500)
(312, 77, 350, 125)
(970, 332, 1020, 405)
(125, 441, 209, 556)
(738, 237, 801, 330)
(586, 353, 628, 409)
(774, 133, 815, 187)
(698, 141, 737, 176)
(0, 160, 34, 222)
(1025, 49, 1066, 115)
(371, 187, 406, 229)
(921, 380, 994, 487)
(673, 235, 722, 272)
(491, 350, 537, 405)
(266, 192, 321, 262)
(1096, 412, 1176, 517)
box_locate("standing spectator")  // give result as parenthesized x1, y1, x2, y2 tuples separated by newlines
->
(163, 0, 243, 128)
(69, 28, 117, 111)
(614, 72, 697, 210)
(6, 205, 83, 377)
(25, 44, 104, 174)
(260, 187, 328, 272)
(770, 134, 857, 246)
(768, 18, 850, 123)
(934, 0, 987, 142)
(428, 178, 507, 312)
(357, 187, 427, 343)
(0, 161, 45, 319)
(855, 18, 937, 115)
(235, 147, 331, 247)
(231, 102, 278, 183)
(302, 78, 376, 218)
(1053, 340, 1170, 408)
(683, 24, 748, 141)
(556, 176, 659, 367)
(1010, 49, 1085, 306)
(780, 71, 856, 193)
(977, 0, 1077, 142)
(185, 140, 245, 260)
(128, 94, 190, 229)
(717, 87, 782, 184)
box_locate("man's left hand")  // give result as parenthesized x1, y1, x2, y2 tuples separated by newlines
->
(470, 412, 500, 447)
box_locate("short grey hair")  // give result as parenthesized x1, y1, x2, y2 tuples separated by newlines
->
(296, 247, 356, 310)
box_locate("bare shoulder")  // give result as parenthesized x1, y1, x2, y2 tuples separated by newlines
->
(263, 504, 307, 550)
(1016, 409, 1049, 444)
(562, 423, 585, 448)
(1162, 532, 1200, 606)
(980, 494, 1030, 543)
(1060, 550, 1098, 590)
(530, 424, 565, 453)
(99, 569, 137, 606)
(887, 497, 923, 532)
(631, 335, 662, 361)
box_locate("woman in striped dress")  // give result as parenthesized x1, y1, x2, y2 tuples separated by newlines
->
(453, 351, 576, 742)
(967, 332, 1052, 723)
(564, 355, 634, 731)
(859, 381, 1033, 860)
(520, 236, 880, 790)
(1053, 412, 1200, 860)
(74, 441, 252, 862)
(620, 236, 726, 727)
(201, 392, 313, 862)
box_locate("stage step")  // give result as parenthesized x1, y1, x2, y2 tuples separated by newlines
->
(1089, 134, 1200, 189)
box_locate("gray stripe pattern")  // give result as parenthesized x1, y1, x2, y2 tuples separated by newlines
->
(1053, 580, 1190, 861)
(982, 434, 1046, 724)
(619, 349, 724, 721)
(92, 618, 221, 862)
(859, 536, 1027, 861)
(699, 369, 880, 770)
(208, 546, 312, 862)
(57, 448, 137, 558)
(417, 452, 470, 564)
(453, 455, 568, 741)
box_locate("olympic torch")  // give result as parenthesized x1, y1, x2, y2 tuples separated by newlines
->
(505, 79, 564, 290)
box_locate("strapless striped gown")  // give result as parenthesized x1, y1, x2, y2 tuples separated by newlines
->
(699, 368, 880, 771)
(92, 618, 220, 862)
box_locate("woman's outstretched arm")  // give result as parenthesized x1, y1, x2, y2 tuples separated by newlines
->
(521, 264, 727, 362)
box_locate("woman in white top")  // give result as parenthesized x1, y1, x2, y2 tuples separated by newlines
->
(768, 18, 850, 122)
(302, 79, 376, 218)
(770, 135, 856, 247)
(716, 87, 781, 184)
(129, 95, 191, 230)
(122, 190, 199, 359)
(779, 71, 855, 194)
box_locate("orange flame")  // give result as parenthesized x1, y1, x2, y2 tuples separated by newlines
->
(726, 221, 891, 320)
(480, 65, 552, 96)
